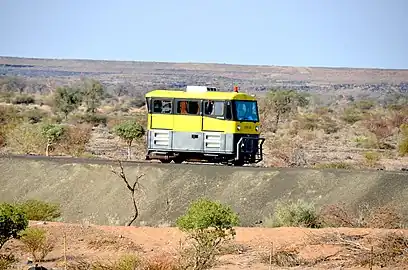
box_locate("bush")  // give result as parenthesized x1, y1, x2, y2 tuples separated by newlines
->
(11, 94, 35, 105)
(353, 99, 375, 111)
(318, 203, 405, 229)
(17, 199, 61, 221)
(363, 113, 394, 141)
(264, 199, 322, 228)
(128, 97, 146, 108)
(341, 108, 362, 124)
(398, 138, 408, 156)
(0, 254, 17, 270)
(366, 205, 404, 229)
(57, 124, 92, 156)
(18, 227, 54, 263)
(142, 253, 180, 270)
(353, 135, 378, 149)
(363, 151, 381, 167)
(398, 124, 408, 156)
(0, 203, 28, 249)
(5, 122, 46, 154)
(75, 113, 107, 126)
(73, 254, 141, 270)
(320, 116, 339, 134)
(0, 91, 15, 103)
(299, 113, 319, 131)
(176, 198, 239, 270)
(21, 108, 49, 124)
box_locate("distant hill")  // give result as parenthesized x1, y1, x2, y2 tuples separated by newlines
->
(1, 56, 407, 97)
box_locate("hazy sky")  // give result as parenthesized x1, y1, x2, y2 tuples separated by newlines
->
(1, 0, 407, 69)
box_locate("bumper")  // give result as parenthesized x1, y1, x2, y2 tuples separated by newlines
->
(235, 136, 265, 163)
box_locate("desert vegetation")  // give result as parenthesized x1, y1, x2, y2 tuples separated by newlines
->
(1, 196, 407, 269)
(0, 74, 407, 170)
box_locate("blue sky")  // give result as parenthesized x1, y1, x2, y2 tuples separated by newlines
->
(1, 0, 407, 69)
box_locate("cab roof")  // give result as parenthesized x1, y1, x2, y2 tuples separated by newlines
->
(145, 89, 257, 101)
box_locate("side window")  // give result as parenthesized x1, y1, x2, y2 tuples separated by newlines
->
(204, 101, 224, 117)
(204, 101, 214, 115)
(177, 100, 200, 115)
(214, 101, 224, 116)
(225, 101, 232, 120)
(152, 99, 172, 114)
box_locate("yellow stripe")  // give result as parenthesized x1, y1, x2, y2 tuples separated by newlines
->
(147, 114, 261, 134)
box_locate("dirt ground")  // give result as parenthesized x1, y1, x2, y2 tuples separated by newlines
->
(3, 221, 408, 270)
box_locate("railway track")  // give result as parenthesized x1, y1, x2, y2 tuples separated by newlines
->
(1, 153, 407, 174)
(0, 153, 266, 169)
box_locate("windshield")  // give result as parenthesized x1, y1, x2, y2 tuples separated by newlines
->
(234, 100, 259, 122)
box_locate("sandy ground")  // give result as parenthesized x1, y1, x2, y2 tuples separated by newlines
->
(3, 221, 407, 270)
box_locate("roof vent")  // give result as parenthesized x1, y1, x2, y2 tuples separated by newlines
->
(186, 85, 218, 93)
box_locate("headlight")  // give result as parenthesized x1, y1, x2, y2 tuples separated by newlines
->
(237, 125, 241, 131)
(255, 126, 259, 131)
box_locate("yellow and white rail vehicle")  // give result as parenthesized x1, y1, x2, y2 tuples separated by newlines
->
(144, 85, 265, 166)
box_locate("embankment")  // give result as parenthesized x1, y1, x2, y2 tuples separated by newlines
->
(1, 155, 407, 226)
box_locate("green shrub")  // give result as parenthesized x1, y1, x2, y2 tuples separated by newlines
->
(17, 199, 61, 221)
(0, 202, 28, 249)
(176, 198, 239, 270)
(264, 199, 322, 228)
(18, 227, 54, 263)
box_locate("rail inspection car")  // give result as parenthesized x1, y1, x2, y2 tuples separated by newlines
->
(144, 85, 265, 166)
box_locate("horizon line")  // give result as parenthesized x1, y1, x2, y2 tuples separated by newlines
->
(1, 55, 408, 72)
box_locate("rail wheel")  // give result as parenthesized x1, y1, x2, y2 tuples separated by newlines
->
(173, 158, 184, 164)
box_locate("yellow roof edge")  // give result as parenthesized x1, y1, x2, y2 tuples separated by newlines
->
(145, 89, 257, 100)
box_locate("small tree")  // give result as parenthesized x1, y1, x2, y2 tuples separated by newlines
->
(176, 198, 239, 270)
(0, 203, 28, 249)
(267, 89, 309, 132)
(41, 123, 65, 156)
(53, 86, 83, 119)
(18, 227, 54, 263)
(79, 78, 106, 114)
(112, 120, 145, 160)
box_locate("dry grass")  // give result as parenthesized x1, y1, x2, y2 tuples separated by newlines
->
(305, 230, 408, 268)
(259, 246, 308, 267)
(318, 203, 405, 229)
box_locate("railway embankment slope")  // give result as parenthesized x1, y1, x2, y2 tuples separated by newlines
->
(0, 156, 407, 226)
